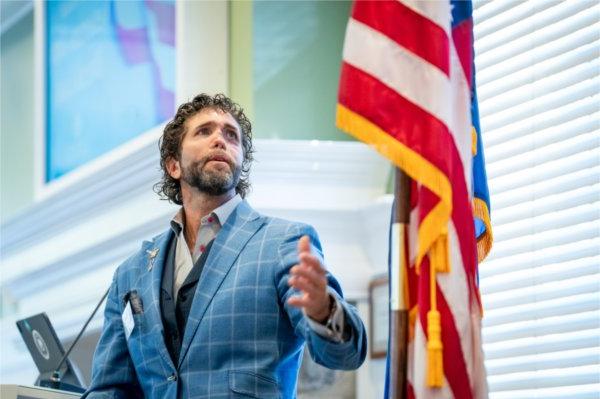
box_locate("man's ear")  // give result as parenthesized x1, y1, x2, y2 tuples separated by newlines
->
(166, 157, 181, 179)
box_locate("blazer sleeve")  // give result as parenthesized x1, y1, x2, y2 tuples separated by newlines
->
(81, 271, 144, 399)
(275, 223, 367, 370)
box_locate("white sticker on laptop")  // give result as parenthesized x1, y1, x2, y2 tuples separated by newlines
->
(122, 301, 134, 340)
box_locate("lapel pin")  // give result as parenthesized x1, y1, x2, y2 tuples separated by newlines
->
(146, 248, 159, 271)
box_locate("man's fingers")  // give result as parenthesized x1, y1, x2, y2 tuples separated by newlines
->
(290, 265, 326, 288)
(288, 275, 322, 296)
(287, 293, 320, 309)
(289, 235, 330, 315)
(297, 235, 325, 275)
(297, 235, 311, 255)
(299, 253, 325, 273)
(287, 295, 307, 308)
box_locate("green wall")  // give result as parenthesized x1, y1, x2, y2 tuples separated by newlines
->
(229, 0, 254, 122)
(0, 12, 35, 223)
(230, 0, 354, 141)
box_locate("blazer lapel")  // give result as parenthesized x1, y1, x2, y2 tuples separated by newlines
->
(141, 230, 177, 370)
(177, 201, 264, 369)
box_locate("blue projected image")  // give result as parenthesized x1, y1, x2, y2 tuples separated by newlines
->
(46, 0, 175, 182)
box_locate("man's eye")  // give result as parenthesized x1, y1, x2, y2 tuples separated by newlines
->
(199, 128, 210, 135)
(227, 130, 239, 140)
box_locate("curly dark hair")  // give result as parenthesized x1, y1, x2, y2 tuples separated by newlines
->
(154, 93, 254, 204)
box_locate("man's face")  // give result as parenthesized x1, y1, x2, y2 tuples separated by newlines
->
(168, 107, 244, 197)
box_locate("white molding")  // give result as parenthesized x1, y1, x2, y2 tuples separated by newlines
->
(1, 126, 166, 254)
(2, 139, 390, 288)
(37, 125, 165, 202)
(2, 139, 390, 248)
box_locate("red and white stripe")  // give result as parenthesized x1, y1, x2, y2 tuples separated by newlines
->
(339, 1, 487, 398)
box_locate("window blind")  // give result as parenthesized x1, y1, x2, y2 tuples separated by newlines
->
(473, 1, 600, 398)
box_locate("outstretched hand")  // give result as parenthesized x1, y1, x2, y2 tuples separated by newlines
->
(287, 235, 331, 323)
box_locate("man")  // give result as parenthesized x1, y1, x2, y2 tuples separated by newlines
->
(83, 93, 367, 398)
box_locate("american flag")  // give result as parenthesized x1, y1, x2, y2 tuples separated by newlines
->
(336, 1, 490, 398)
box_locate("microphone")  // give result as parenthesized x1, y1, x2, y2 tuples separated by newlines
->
(48, 287, 110, 390)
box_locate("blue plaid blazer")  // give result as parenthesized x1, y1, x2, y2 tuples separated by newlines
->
(83, 201, 367, 399)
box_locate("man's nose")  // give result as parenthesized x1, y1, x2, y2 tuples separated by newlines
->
(210, 130, 227, 149)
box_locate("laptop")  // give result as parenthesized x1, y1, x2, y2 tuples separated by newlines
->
(16, 313, 86, 393)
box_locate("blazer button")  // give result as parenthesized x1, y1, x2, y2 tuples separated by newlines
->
(167, 373, 178, 382)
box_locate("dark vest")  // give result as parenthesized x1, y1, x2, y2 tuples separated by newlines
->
(160, 234, 214, 365)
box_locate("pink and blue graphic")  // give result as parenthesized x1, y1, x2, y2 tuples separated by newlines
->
(46, 0, 175, 181)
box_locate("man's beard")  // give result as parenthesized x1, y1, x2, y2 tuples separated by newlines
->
(181, 157, 241, 196)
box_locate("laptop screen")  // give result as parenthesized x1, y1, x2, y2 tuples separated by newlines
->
(16, 312, 85, 390)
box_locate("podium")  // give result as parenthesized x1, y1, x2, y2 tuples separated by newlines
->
(0, 385, 80, 399)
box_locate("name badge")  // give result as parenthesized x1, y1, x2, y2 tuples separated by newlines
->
(122, 301, 134, 340)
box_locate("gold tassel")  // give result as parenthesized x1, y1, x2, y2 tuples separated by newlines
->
(427, 249, 444, 388)
(432, 232, 451, 273)
(427, 309, 444, 387)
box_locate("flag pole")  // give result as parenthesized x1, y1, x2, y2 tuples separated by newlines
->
(389, 167, 411, 399)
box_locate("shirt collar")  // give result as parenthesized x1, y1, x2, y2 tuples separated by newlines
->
(212, 193, 242, 226)
(170, 194, 243, 235)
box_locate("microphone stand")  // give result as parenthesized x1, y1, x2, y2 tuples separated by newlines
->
(49, 287, 110, 390)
